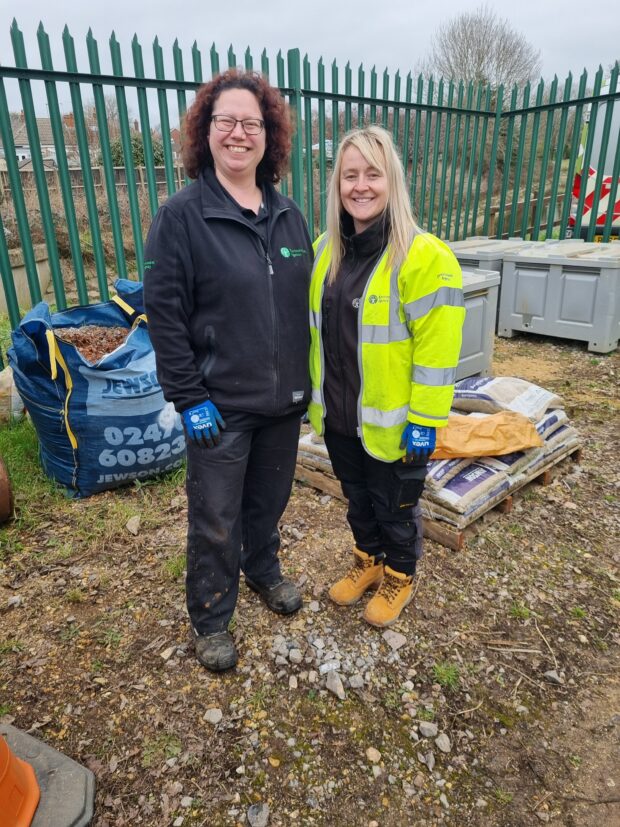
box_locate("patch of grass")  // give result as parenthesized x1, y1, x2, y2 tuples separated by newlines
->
(570, 606, 587, 619)
(493, 788, 514, 805)
(432, 661, 460, 690)
(91, 658, 105, 673)
(383, 690, 402, 710)
(417, 708, 435, 722)
(589, 358, 600, 366)
(64, 588, 86, 604)
(164, 553, 185, 580)
(99, 628, 122, 648)
(510, 602, 531, 620)
(612, 589, 620, 602)
(569, 754, 582, 768)
(141, 732, 182, 768)
(228, 614, 237, 632)
(0, 702, 12, 716)
(59, 625, 80, 643)
(0, 638, 24, 657)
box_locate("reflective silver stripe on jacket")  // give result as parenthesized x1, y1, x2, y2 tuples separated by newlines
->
(361, 322, 410, 343)
(403, 286, 465, 322)
(413, 365, 457, 386)
(361, 404, 409, 428)
(409, 407, 448, 422)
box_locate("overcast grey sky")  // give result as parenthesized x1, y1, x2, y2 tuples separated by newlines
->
(1, 0, 618, 115)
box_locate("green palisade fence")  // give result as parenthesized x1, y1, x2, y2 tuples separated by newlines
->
(1, 18, 619, 368)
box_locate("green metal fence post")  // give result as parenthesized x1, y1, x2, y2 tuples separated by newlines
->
(532, 75, 558, 239)
(152, 36, 177, 197)
(587, 64, 618, 240)
(558, 69, 588, 240)
(317, 57, 327, 233)
(11, 20, 66, 308)
(508, 82, 531, 237)
(287, 49, 304, 213)
(520, 78, 545, 238)
(545, 72, 572, 237)
(109, 31, 144, 277)
(132, 35, 160, 219)
(0, 76, 40, 307)
(303, 54, 315, 237)
(37, 23, 88, 305)
(482, 84, 505, 236)
(86, 29, 127, 280)
(573, 68, 603, 240)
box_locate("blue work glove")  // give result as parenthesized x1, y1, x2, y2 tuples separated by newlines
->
(400, 423, 436, 464)
(182, 400, 226, 449)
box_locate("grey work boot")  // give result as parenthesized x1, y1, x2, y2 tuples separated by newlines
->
(245, 577, 302, 615)
(194, 631, 238, 672)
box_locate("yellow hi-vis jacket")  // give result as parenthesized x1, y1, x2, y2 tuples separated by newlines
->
(309, 231, 465, 462)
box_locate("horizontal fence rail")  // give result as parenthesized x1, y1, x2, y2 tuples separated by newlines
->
(0, 18, 619, 369)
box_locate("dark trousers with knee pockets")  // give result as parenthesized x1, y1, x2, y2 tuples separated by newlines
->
(324, 429, 425, 576)
(185, 416, 300, 635)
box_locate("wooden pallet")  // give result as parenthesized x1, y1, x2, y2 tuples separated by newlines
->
(294, 446, 583, 552)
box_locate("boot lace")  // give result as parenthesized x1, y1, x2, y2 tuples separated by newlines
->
(380, 572, 406, 604)
(347, 556, 375, 583)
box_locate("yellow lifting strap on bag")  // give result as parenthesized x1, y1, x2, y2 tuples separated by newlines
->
(111, 294, 148, 325)
(45, 328, 78, 450)
(431, 411, 544, 460)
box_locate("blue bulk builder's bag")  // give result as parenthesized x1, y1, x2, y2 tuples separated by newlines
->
(8, 279, 186, 497)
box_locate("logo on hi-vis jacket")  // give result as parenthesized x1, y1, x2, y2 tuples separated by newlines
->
(368, 294, 389, 304)
(280, 247, 308, 258)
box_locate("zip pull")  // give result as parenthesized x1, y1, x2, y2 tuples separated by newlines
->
(266, 253, 274, 275)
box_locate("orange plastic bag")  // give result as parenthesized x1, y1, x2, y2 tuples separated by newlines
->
(431, 411, 543, 459)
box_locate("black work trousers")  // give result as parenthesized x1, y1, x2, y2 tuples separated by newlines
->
(324, 429, 425, 576)
(185, 416, 300, 635)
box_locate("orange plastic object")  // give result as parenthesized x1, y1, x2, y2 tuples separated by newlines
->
(0, 734, 40, 827)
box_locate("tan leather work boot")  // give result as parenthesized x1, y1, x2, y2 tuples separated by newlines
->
(328, 548, 384, 606)
(363, 565, 414, 627)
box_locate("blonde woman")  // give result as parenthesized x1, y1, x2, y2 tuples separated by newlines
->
(308, 126, 465, 627)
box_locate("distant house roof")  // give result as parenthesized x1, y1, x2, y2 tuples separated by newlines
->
(0, 112, 75, 152)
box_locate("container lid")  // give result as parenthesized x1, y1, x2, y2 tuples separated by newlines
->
(503, 241, 604, 261)
(461, 268, 501, 291)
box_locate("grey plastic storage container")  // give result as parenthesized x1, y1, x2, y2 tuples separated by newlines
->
(457, 268, 501, 380)
(498, 242, 620, 352)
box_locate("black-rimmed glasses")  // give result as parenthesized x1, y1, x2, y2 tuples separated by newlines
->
(210, 115, 265, 135)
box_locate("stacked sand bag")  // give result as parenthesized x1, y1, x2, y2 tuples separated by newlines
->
(422, 378, 581, 526)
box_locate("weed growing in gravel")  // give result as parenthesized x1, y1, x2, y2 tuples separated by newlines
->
(433, 661, 460, 690)
(0, 638, 24, 657)
(59, 625, 80, 643)
(570, 606, 587, 619)
(99, 628, 122, 648)
(612, 590, 620, 603)
(0, 703, 11, 716)
(64, 588, 86, 604)
(141, 733, 182, 768)
(510, 602, 532, 620)
(418, 708, 435, 721)
(569, 754, 582, 767)
(494, 788, 514, 805)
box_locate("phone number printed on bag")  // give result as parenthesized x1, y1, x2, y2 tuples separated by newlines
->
(98, 422, 185, 469)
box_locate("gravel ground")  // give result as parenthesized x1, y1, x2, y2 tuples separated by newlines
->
(1, 334, 619, 826)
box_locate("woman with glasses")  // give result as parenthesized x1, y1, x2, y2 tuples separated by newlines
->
(309, 126, 465, 628)
(144, 70, 312, 671)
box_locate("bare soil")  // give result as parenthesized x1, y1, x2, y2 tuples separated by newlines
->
(1, 333, 619, 827)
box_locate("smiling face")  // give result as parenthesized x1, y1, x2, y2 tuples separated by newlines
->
(339, 145, 389, 234)
(208, 88, 266, 185)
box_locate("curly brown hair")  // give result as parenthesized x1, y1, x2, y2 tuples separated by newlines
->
(182, 69, 292, 183)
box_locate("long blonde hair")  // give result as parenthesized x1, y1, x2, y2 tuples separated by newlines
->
(325, 125, 422, 282)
